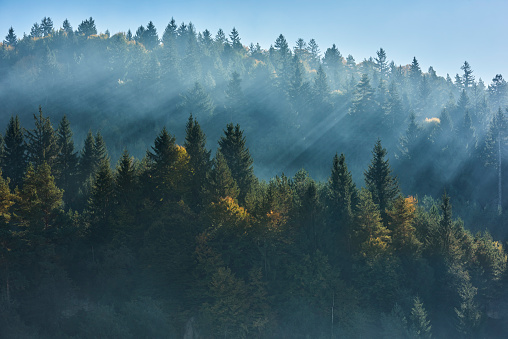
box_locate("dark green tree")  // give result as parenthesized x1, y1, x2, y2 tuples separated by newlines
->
(41, 17, 54, 37)
(218, 123, 255, 205)
(2, 116, 26, 189)
(26, 106, 59, 170)
(77, 17, 97, 37)
(461, 61, 475, 89)
(184, 115, 212, 211)
(29, 23, 43, 38)
(364, 139, 399, 224)
(86, 158, 114, 243)
(55, 115, 78, 202)
(78, 130, 96, 185)
(62, 19, 73, 35)
(3, 27, 17, 47)
(205, 150, 239, 202)
(229, 27, 242, 52)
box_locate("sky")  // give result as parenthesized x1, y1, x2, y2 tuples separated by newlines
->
(1, 0, 507, 83)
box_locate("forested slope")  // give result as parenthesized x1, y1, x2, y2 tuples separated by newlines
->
(1, 16, 508, 338)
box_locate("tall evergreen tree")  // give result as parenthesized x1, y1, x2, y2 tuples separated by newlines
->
(2, 116, 26, 189)
(3, 27, 17, 47)
(55, 115, 78, 203)
(461, 61, 475, 89)
(218, 123, 255, 205)
(205, 150, 239, 203)
(146, 127, 180, 203)
(184, 115, 212, 211)
(26, 106, 59, 169)
(364, 139, 399, 224)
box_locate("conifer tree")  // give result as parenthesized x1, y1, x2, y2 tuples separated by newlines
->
(26, 106, 59, 169)
(461, 61, 475, 89)
(328, 153, 357, 255)
(86, 158, 114, 243)
(16, 162, 63, 231)
(55, 115, 78, 199)
(205, 150, 239, 203)
(410, 296, 432, 338)
(62, 19, 73, 35)
(364, 139, 399, 224)
(146, 127, 180, 203)
(78, 130, 96, 185)
(2, 116, 26, 189)
(350, 74, 376, 117)
(184, 115, 212, 211)
(4, 27, 17, 47)
(77, 17, 97, 37)
(218, 123, 255, 205)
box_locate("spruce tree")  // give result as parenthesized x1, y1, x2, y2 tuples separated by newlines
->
(218, 123, 255, 205)
(26, 106, 59, 169)
(410, 296, 432, 338)
(4, 27, 17, 47)
(78, 130, 96, 185)
(55, 115, 78, 200)
(2, 116, 26, 189)
(328, 153, 357, 253)
(146, 127, 179, 203)
(364, 139, 399, 224)
(184, 115, 212, 211)
(205, 150, 239, 203)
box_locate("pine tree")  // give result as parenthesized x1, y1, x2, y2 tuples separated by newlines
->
(218, 123, 255, 205)
(55, 115, 78, 203)
(328, 153, 357, 251)
(77, 17, 97, 37)
(41, 17, 54, 37)
(26, 106, 59, 169)
(364, 139, 399, 224)
(162, 18, 177, 45)
(144, 21, 159, 50)
(16, 162, 63, 231)
(86, 158, 114, 243)
(461, 61, 475, 89)
(62, 19, 73, 35)
(205, 150, 239, 203)
(350, 74, 376, 116)
(483, 108, 507, 213)
(146, 127, 180, 203)
(229, 27, 242, 52)
(410, 296, 432, 338)
(374, 48, 388, 80)
(78, 130, 96, 185)
(185, 115, 212, 211)
(2, 116, 26, 189)
(30, 23, 43, 38)
(4, 27, 17, 47)
(313, 65, 330, 103)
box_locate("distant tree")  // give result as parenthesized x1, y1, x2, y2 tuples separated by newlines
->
(225, 72, 245, 113)
(2, 116, 26, 189)
(364, 139, 399, 224)
(323, 44, 342, 89)
(41, 17, 54, 37)
(144, 21, 159, 50)
(62, 19, 73, 34)
(483, 108, 507, 213)
(410, 296, 432, 338)
(77, 17, 97, 37)
(126, 29, 133, 41)
(306, 38, 320, 69)
(398, 112, 421, 161)
(3, 27, 17, 47)
(375, 48, 388, 80)
(180, 82, 215, 120)
(229, 27, 242, 52)
(78, 130, 96, 185)
(294, 38, 307, 56)
(29, 23, 43, 38)
(461, 61, 475, 89)
(313, 65, 330, 103)
(218, 123, 255, 205)
(409, 57, 422, 79)
(162, 18, 177, 45)
(488, 74, 507, 110)
(350, 74, 376, 117)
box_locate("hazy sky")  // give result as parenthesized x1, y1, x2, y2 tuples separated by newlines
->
(1, 0, 506, 83)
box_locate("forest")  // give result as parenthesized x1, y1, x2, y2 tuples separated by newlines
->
(0, 15, 508, 338)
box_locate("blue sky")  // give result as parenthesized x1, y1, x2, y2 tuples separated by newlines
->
(1, 0, 506, 83)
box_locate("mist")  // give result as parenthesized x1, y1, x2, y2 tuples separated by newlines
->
(1, 16, 508, 338)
